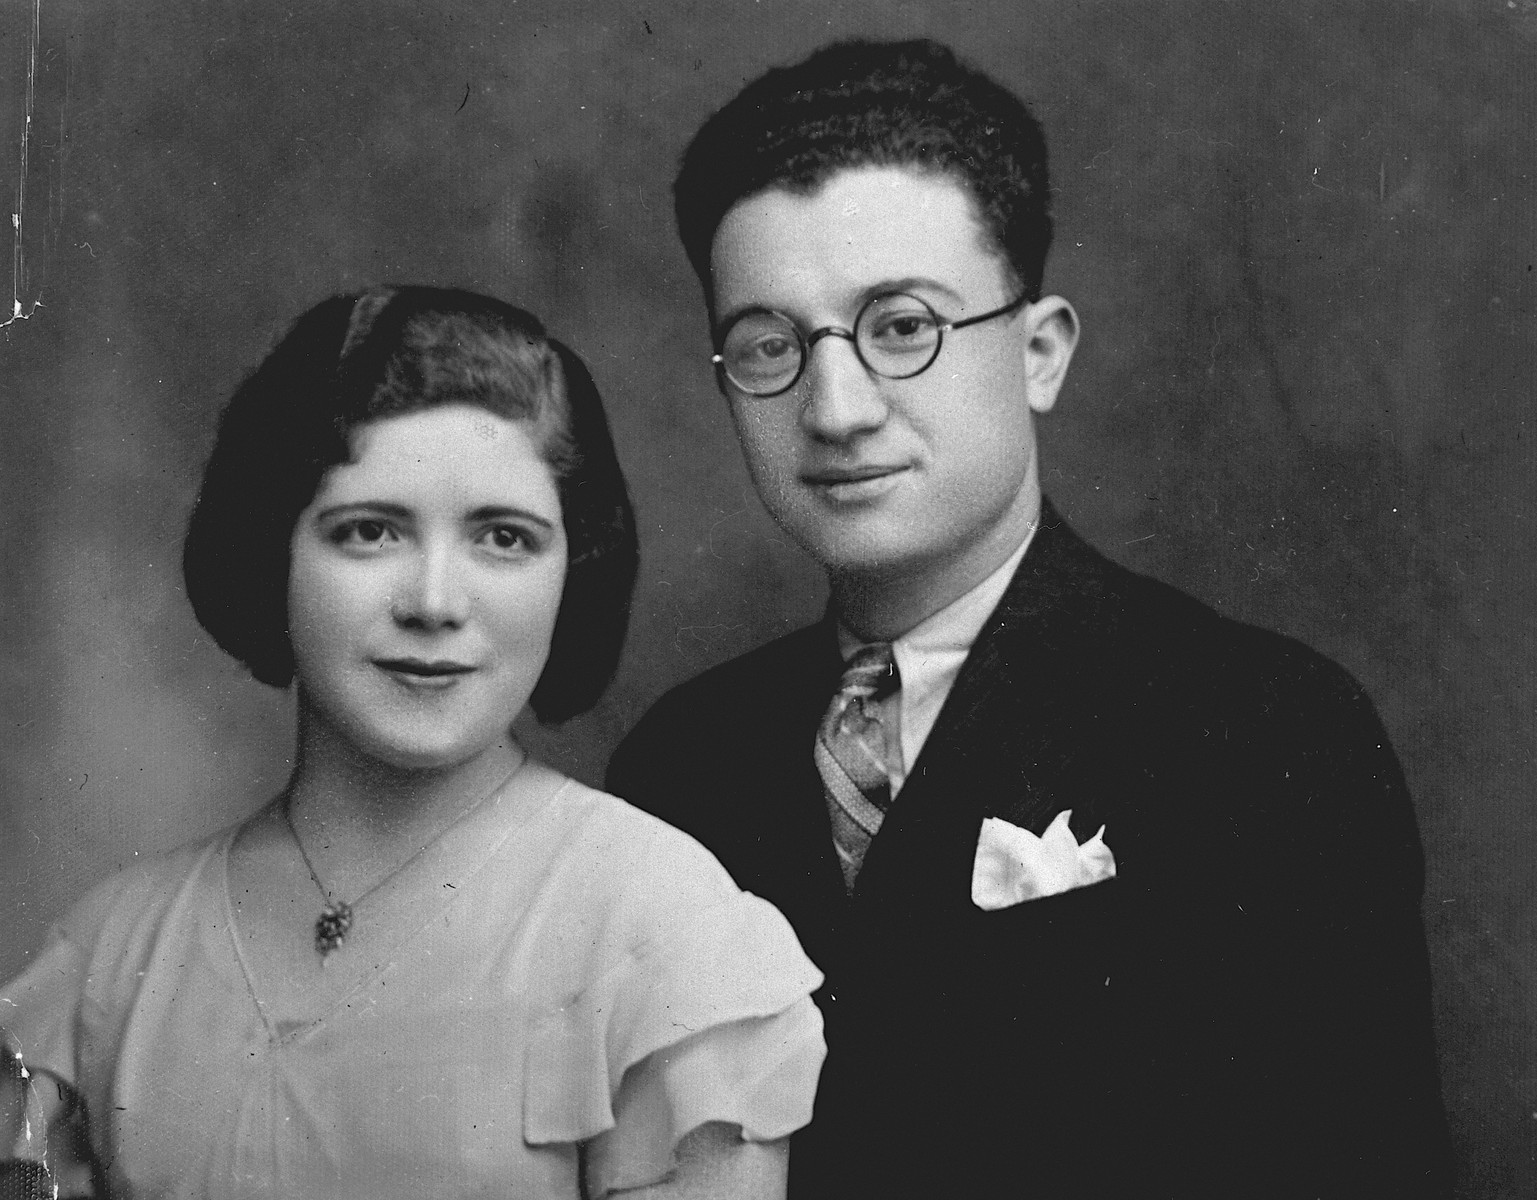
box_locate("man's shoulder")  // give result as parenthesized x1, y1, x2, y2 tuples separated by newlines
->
(607, 620, 831, 803)
(1020, 512, 1368, 710)
(1074, 547, 1407, 867)
(1129, 567, 1359, 686)
(1152, 573, 1365, 709)
(628, 621, 832, 729)
(1115, 581, 1383, 773)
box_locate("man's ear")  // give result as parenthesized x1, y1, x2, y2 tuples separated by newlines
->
(1021, 295, 1079, 415)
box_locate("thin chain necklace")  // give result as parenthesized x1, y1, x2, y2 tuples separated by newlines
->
(281, 765, 518, 961)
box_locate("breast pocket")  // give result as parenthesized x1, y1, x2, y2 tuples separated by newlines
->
(966, 876, 1126, 1015)
(884, 877, 1131, 1153)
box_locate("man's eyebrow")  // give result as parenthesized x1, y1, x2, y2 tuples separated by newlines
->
(857, 277, 968, 307)
(715, 276, 970, 330)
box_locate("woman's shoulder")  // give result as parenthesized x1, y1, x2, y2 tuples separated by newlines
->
(513, 765, 810, 966)
(520, 775, 826, 1172)
(542, 772, 741, 902)
(568, 775, 816, 947)
(51, 823, 237, 958)
(2, 823, 240, 1051)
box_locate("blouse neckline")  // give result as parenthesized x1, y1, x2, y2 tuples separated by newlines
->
(219, 760, 574, 1043)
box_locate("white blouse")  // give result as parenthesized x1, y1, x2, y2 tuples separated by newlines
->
(1, 761, 825, 1199)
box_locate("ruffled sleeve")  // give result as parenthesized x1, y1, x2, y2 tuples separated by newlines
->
(1, 837, 219, 1162)
(521, 808, 825, 1197)
(2, 925, 85, 1079)
(0, 857, 140, 1095)
(1, 860, 162, 1167)
(1, 926, 87, 1159)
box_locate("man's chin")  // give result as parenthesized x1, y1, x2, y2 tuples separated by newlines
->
(788, 527, 934, 586)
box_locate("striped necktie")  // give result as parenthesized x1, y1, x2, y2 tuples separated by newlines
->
(816, 643, 900, 892)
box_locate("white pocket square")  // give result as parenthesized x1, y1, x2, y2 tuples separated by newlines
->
(971, 809, 1117, 910)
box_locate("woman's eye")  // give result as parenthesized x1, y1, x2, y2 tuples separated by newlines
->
(483, 524, 538, 554)
(330, 518, 396, 548)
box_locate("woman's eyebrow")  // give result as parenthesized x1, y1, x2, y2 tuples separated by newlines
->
(311, 501, 414, 521)
(466, 505, 558, 532)
(313, 502, 558, 533)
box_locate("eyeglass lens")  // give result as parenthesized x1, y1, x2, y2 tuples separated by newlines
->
(718, 292, 944, 395)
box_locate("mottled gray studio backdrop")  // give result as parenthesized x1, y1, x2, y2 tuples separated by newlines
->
(1, 0, 1532, 1192)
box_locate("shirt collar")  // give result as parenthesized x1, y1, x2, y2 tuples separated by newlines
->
(836, 529, 1036, 789)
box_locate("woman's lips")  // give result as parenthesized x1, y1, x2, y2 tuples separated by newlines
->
(373, 659, 476, 689)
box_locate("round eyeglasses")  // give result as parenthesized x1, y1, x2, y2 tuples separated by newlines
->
(711, 290, 1031, 398)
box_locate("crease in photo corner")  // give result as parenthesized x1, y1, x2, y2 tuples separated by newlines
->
(5, 0, 68, 331)
(1, 1035, 49, 1162)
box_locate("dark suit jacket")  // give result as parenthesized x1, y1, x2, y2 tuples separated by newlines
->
(607, 501, 1451, 1199)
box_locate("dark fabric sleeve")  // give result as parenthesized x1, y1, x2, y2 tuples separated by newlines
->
(606, 693, 693, 829)
(1275, 667, 1452, 1197)
(1182, 643, 1455, 1200)
(604, 706, 658, 808)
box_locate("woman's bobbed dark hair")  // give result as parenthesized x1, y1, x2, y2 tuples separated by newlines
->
(182, 286, 637, 724)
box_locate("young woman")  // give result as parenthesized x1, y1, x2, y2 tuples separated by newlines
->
(0, 287, 824, 1199)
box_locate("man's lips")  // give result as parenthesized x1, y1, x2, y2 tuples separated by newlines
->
(801, 463, 909, 501)
(801, 464, 907, 486)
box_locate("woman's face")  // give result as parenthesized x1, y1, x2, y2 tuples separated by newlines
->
(287, 405, 567, 772)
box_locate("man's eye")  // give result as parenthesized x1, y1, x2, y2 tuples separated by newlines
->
(746, 334, 795, 362)
(869, 312, 937, 343)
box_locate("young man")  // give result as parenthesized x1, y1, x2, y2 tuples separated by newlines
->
(609, 39, 1451, 1199)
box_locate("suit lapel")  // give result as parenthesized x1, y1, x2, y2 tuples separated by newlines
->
(853, 502, 1132, 918)
(737, 620, 853, 961)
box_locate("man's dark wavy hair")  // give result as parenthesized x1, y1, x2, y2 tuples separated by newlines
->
(182, 285, 637, 724)
(674, 38, 1054, 312)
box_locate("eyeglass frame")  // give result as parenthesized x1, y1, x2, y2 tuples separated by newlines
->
(710, 289, 1034, 398)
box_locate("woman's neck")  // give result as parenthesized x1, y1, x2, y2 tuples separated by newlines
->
(283, 708, 524, 851)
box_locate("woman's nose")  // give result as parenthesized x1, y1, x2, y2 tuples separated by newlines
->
(391, 544, 471, 630)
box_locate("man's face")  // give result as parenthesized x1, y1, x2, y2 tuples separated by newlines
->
(709, 165, 1077, 608)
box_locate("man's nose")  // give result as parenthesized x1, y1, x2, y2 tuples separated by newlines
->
(391, 543, 471, 630)
(797, 330, 888, 441)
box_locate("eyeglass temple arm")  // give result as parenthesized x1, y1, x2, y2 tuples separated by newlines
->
(941, 292, 1031, 333)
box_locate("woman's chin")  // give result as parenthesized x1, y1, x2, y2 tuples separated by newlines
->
(298, 698, 521, 779)
(395, 745, 513, 777)
(340, 728, 518, 777)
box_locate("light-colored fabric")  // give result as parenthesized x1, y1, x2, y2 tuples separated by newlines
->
(970, 810, 1118, 910)
(838, 529, 1034, 795)
(815, 645, 900, 890)
(0, 762, 825, 1200)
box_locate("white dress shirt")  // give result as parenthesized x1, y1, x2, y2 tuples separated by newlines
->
(837, 529, 1034, 797)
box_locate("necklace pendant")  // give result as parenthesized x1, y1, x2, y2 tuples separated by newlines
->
(314, 901, 354, 959)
